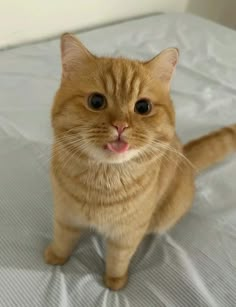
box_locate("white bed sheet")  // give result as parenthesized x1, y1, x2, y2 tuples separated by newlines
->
(0, 13, 236, 307)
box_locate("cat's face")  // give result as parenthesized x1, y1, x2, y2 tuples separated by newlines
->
(52, 34, 178, 164)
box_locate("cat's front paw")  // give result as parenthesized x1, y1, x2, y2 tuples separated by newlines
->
(44, 245, 69, 265)
(104, 272, 128, 291)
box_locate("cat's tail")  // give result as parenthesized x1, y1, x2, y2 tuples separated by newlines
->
(184, 124, 236, 173)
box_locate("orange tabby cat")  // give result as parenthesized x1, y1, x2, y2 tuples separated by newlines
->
(44, 34, 236, 290)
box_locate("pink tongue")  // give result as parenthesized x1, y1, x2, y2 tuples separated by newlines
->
(107, 141, 129, 153)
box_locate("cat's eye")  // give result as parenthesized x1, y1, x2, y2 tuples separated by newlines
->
(88, 93, 107, 110)
(134, 99, 152, 115)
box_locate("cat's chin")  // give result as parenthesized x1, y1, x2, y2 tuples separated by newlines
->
(87, 147, 139, 164)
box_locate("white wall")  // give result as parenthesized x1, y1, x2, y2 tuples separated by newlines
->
(186, 0, 236, 29)
(1, 0, 236, 49)
(0, 0, 188, 48)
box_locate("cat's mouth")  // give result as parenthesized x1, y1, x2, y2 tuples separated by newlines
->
(105, 140, 129, 154)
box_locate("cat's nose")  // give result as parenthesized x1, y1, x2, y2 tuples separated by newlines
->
(112, 122, 129, 135)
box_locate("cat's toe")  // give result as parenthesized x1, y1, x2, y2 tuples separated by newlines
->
(104, 273, 128, 291)
(44, 245, 69, 265)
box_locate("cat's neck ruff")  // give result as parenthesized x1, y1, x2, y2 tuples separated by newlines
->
(52, 147, 163, 181)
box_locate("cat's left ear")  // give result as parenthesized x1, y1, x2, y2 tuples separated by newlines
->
(145, 48, 179, 85)
(60, 33, 94, 78)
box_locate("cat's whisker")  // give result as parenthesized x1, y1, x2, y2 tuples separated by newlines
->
(148, 144, 196, 174)
(37, 129, 83, 160)
(58, 148, 80, 174)
(43, 138, 90, 169)
(143, 147, 185, 174)
(135, 139, 187, 174)
(48, 137, 89, 174)
(151, 140, 197, 171)
(38, 136, 81, 162)
(150, 146, 186, 169)
(53, 140, 91, 174)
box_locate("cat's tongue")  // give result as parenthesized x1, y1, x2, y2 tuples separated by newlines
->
(107, 140, 129, 153)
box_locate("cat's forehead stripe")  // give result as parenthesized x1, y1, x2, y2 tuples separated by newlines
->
(102, 60, 144, 102)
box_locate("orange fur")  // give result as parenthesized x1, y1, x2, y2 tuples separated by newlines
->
(184, 124, 236, 172)
(44, 34, 236, 290)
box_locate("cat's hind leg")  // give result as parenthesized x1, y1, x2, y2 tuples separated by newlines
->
(149, 167, 195, 234)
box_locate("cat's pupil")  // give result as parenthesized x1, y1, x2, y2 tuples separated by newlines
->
(88, 93, 106, 110)
(135, 99, 151, 115)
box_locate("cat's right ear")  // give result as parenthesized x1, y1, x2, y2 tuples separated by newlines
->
(60, 33, 94, 78)
(144, 48, 179, 87)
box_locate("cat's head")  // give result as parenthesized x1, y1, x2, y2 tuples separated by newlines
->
(52, 34, 178, 164)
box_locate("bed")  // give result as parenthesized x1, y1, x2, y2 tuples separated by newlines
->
(0, 13, 236, 306)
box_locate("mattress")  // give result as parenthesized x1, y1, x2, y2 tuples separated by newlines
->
(1, 13, 236, 307)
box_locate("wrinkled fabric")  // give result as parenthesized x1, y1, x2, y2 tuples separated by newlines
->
(0, 13, 236, 307)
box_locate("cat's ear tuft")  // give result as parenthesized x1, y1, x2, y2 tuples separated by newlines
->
(60, 33, 94, 78)
(145, 48, 179, 84)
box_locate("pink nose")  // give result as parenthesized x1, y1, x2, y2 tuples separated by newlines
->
(112, 122, 129, 135)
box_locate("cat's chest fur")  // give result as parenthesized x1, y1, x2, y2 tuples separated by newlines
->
(53, 160, 160, 235)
